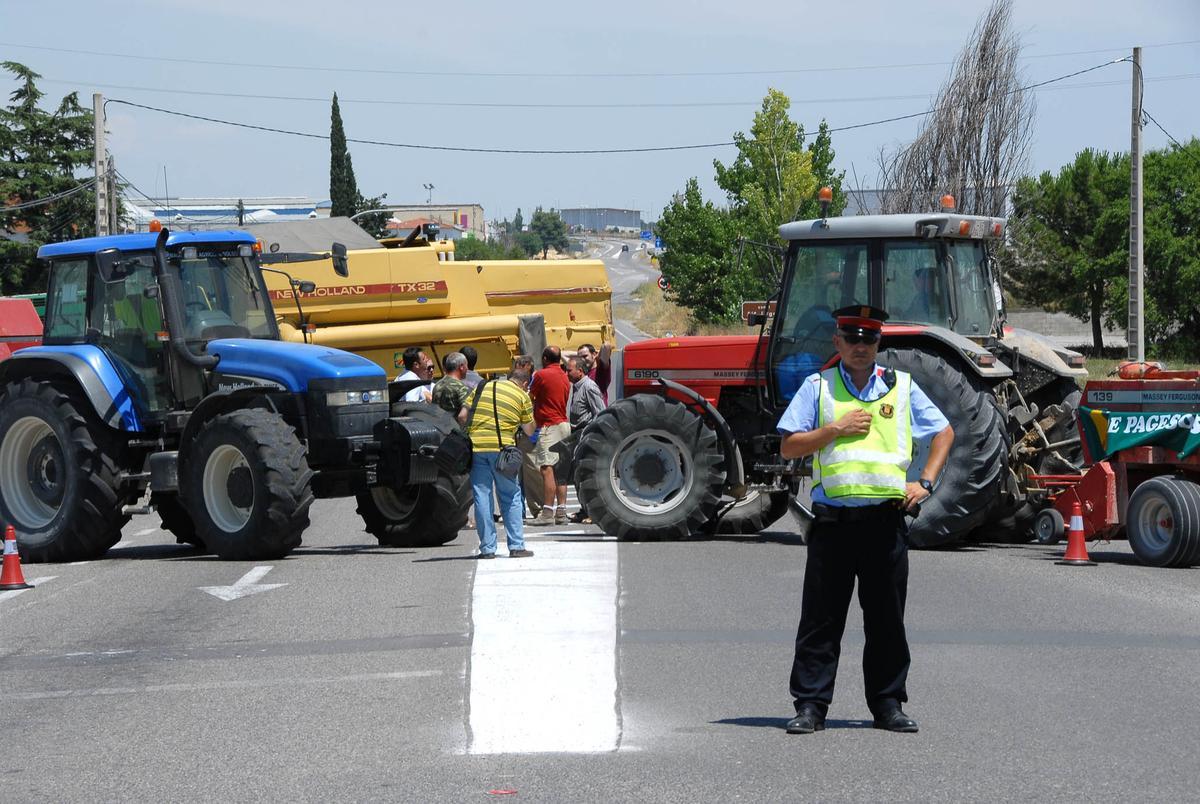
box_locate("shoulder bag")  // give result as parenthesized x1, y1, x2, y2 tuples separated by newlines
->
(432, 381, 487, 476)
(493, 381, 525, 480)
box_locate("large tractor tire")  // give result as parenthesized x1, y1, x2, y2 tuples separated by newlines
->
(0, 378, 131, 562)
(151, 491, 202, 549)
(1126, 476, 1200, 568)
(575, 394, 726, 540)
(356, 402, 470, 547)
(875, 348, 1007, 547)
(181, 408, 313, 560)
(714, 490, 791, 535)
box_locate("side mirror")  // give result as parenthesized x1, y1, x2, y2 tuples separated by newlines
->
(331, 242, 349, 277)
(296, 280, 317, 294)
(95, 247, 123, 282)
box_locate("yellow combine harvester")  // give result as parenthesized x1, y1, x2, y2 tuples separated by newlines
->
(260, 237, 614, 378)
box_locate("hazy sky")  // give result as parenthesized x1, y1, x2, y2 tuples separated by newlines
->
(2, 0, 1196, 223)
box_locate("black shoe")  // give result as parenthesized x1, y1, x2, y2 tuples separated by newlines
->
(477, 552, 497, 560)
(785, 704, 825, 734)
(509, 549, 534, 558)
(872, 706, 919, 733)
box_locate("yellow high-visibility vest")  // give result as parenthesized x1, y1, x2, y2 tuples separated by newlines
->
(814, 367, 912, 499)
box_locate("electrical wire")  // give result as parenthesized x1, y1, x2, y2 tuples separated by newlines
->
(2, 38, 1197, 79)
(1142, 108, 1190, 150)
(102, 58, 1136, 154)
(0, 177, 97, 211)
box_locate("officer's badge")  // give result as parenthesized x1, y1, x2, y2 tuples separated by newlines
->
(879, 403, 895, 418)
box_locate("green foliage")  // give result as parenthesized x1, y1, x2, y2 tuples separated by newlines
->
(0, 62, 97, 294)
(655, 178, 744, 323)
(511, 208, 524, 234)
(1005, 141, 1200, 357)
(515, 231, 542, 258)
(328, 93, 360, 218)
(656, 90, 838, 324)
(454, 236, 526, 261)
(530, 207, 569, 258)
(353, 189, 390, 238)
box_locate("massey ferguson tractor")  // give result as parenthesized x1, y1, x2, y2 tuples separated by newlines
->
(0, 228, 468, 562)
(574, 194, 1087, 547)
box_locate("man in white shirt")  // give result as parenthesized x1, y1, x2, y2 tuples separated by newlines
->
(393, 345, 434, 402)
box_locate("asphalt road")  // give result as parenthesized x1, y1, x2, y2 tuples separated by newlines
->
(3, 251, 1199, 800)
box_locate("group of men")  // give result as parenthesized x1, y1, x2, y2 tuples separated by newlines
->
(391, 341, 612, 559)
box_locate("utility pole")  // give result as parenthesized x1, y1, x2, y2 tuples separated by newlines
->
(106, 155, 119, 234)
(1127, 47, 1144, 362)
(423, 183, 434, 205)
(93, 93, 110, 236)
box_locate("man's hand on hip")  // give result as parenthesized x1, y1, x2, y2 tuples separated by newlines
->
(903, 482, 930, 511)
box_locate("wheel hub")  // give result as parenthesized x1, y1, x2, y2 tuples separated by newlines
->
(226, 466, 253, 508)
(27, 434, 65, 507)
(610, 429, 694, 514)
(202, 444, 253, 533)
(0, 416, 63, 528)
(632, 452, 667, 488)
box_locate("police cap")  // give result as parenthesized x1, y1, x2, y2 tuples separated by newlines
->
(833, 304, 889, 334)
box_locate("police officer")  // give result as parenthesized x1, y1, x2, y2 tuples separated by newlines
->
(778, 305, 954, 735)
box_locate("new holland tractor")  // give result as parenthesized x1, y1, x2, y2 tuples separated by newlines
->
(574, 194, 1087, 547)
(0, 229, 469, 562)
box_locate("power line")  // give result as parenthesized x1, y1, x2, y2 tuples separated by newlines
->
(1, 177, 97, 212)
(3, 38, 1198, 80)
(1142, 108, 1186, 148)
(103, 58, 1132, 154)
(39, 71, 1200, 111)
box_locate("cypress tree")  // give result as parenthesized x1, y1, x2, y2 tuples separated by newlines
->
(329, 93, 360, 218)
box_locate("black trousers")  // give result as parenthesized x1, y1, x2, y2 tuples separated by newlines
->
(789, 506, 911, 717)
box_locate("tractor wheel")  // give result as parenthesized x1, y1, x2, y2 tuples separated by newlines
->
(151, 491, 202, 549)
(181, 408, 312, 560)
(575, 394, 726, 540)
(1126, 476, 1200, 568)
(356, 402, 470, 547)
(876, 348, 1007, 547)
(714, 490, 791, 535)
(0, 378, 131, 562)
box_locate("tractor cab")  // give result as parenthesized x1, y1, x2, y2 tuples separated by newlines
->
(766, 206, 1007, 408)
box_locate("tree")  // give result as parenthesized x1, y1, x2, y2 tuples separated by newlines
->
(877, 0, 1034, 216)
(329, 93, 360, 218)
(511, 208, 524, 234)
(713, 88, 819, 246)
(795, 121, 848, 220)
(1004, 140, 1200, 357)
(1003, 149, 1129, 354)
(515, 231, 542, 258)
(0, 62, 97, 294)
(655, 179, 742, 324)
(530, 207, 569, 259)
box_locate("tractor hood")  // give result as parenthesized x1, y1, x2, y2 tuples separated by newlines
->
(205, 339, 385, 393)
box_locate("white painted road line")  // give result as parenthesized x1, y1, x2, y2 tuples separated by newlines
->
(0, 670, 442, 701)
(199, 566, 286, 601)
(468, 540, 619, 754)
(133, 527, 160, 537)
(0, 576, 56, 604)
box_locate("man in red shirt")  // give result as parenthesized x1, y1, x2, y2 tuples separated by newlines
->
(528, 345, 572, 525)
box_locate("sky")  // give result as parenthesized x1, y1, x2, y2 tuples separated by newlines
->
(2, 0, 1197, 225)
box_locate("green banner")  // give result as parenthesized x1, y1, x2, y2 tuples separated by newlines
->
(1079, 406, 1200, 460)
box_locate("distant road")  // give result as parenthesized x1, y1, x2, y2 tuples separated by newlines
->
(591, 238, 657, 347)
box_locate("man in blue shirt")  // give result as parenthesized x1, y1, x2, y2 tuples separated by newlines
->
(777, 305, 954, 735)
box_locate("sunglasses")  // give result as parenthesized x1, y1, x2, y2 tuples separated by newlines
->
(838, 329, 880, 345)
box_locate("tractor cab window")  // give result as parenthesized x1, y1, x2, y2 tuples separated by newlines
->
(43, 258, 90, 341)
(883, 241, 950, 326)
(172, 252, 276, 341)
(948, 239, 997, 336)
(770, 241, 869, 404)
(88, 254, 171, 415)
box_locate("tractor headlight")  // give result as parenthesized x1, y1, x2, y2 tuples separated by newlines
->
(326, 389, 385, 407)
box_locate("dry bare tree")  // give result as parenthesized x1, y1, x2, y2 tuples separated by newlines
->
(877, 0, 1035, 216)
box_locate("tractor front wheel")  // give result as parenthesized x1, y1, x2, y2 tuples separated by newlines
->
(575, 394, 726, 540)
(181, 408, 313, 560)
(714, 490, 791, 535)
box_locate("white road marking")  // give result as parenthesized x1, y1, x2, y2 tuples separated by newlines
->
(133, 527, 160, 537)
(0, 575, 57, 604)
(468, 540, 619, 754)
(198, 565, 286, 601)
(0, 670, 441, 701)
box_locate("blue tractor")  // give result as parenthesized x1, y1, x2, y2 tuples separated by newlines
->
(0, 229, 470, 561)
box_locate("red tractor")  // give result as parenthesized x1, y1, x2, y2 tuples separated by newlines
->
(574, 196, 1087, 547)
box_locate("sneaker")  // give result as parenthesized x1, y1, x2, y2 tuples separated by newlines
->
(531, 509, 556, 526)
(555, 509, 569, 525)
(510, 549, 534, 558)
(477, 552, 497, 560)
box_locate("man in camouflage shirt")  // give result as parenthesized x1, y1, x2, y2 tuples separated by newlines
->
(432, 352, 473, 425)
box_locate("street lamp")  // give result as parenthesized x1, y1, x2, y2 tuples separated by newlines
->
(423, 183, 434, 205)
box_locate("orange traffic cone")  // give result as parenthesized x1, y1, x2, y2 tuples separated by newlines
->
(0, 524, 33, 590)
(1056, 501, 1097, 566)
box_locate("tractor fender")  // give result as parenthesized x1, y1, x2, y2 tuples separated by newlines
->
(655, 378, 747, 495)
(178, 386, 284, 450)
(0, 347, 142, 431)
(883, 326, 1013, 379)
(997, 327, 1087, 380)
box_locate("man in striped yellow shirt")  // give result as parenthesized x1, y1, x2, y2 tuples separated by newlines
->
(467, 368, 536, 558)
